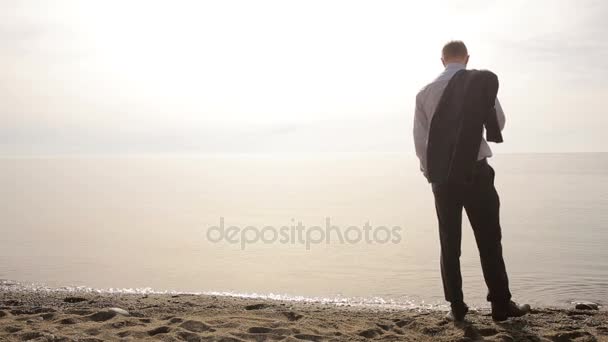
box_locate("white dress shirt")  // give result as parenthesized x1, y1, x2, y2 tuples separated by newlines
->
(413, 63, 506, 175)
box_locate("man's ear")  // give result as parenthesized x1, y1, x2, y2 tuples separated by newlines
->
(464, 55, 470, 66)
(441, 57, 446, 67)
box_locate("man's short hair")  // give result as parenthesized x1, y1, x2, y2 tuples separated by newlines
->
(442, 40, 468, 59)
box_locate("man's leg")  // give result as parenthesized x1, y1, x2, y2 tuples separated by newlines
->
(432, 183, 465, 305)
(463, 163, 511, 304)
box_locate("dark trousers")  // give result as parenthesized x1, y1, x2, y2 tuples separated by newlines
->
(431, 159, 512, 304)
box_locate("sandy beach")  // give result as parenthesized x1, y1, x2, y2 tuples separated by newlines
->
(0, 289, 605, 342)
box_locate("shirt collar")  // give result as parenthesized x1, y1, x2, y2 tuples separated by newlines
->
(434, 62, 467, 82)
(444, 63, 466, 71)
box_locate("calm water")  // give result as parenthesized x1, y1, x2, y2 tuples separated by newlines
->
(1, 153, 607, 309)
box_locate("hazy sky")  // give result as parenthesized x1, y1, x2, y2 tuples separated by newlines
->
(2, 0, 607, 155)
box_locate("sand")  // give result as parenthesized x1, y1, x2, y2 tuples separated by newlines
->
(0, 289, 606, 341)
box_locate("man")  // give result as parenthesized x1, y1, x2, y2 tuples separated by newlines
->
(413, 40, 530, 322)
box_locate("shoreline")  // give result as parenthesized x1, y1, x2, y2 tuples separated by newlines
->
(0, 289, 606, 341)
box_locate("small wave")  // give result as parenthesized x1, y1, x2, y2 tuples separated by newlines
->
(0, 279, 449, 311)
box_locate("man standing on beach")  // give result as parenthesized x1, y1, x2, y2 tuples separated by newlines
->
(413, 41, 531, 322)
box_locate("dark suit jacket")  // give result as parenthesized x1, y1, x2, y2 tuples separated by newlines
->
(426, 69, 503, 184)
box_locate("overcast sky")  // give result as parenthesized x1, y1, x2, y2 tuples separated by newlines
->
(1, 0, 607, 155)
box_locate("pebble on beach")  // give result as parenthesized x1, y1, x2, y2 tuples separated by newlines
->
(574, 301, 599, 310)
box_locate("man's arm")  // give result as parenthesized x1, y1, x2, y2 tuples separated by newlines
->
(495, 98, 506, 130)
(413, 92, 429, 175)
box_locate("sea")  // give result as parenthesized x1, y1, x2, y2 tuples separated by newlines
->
(1, 153, 607, 309)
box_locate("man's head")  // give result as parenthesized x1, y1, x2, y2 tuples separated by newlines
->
(441, 40, 469, 67)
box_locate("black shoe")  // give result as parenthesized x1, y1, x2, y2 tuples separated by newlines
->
(446, 302, 469, 322)
(491, 301, 530, 321)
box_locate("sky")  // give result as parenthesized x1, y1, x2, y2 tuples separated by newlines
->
(1, 0, 607, 155)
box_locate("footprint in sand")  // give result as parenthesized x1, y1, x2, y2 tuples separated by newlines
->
(375, 322, 393, 331)
(148, 325, 172, 336)
(40, 312, 55, 320)
(245, 303, 269, 310)
(283, 311, 303, 321)
(293, 333, 325, 341)
(63, 296, 87, 303)
(358, 328, 384, 339)
(88, 310, 117, 322)
(4, 326, 22, 333)
(168, 317, 184, 324)
(248, 327, 273, 334)
(117, 330, 132, 338)
(84, 328, 101, 336)
(394, 318, 412, 328)
(59, 317, 79, 325)
(179, 319, 214, 332)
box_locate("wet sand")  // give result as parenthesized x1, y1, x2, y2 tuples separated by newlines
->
(0, 289, 606, 341)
